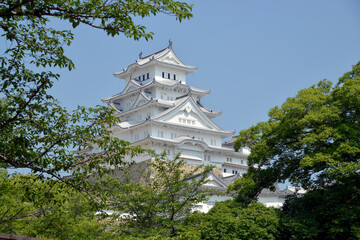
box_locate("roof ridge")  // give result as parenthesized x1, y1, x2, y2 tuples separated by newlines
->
(140, 46, 169, 60)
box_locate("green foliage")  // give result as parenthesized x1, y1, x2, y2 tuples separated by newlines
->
(232, 61, 360, 239)
(234, 61, 360, 198)
(183, 201, 280, 240)
(0, 1, 195, 236)
(0, 0, 193, 191)
(102, 152, 214, 238)
(227, 173, 258, 205)
(279, 178, 360, 240)
(0, 171, 119, 239)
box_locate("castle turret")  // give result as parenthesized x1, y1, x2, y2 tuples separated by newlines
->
(102, 43, 249, 174)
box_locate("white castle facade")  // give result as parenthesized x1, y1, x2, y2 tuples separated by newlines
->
(101, 43, 290, 211)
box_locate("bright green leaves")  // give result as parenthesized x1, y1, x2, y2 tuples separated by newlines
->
(100, 153, 214, 238)
(183, 202, 280, 240)
(0, 0, 193, 40)
(0, 0, 193, 192)
(234, 61, 360, 198)
(0, 173, 114, 239)
(0, 0, 195, 236)
(229, 63, 360, 240)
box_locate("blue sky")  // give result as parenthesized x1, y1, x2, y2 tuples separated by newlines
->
(50, 0, 360, 136)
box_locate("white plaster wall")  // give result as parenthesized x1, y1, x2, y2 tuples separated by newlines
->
(144, 86, 155, 98)
(258, 196, 285, 208)
(128, 127, 152, 143)
(222, 168, 246, 176)
(155, 65, 186, 83)
(132, 65, 154, 83)
(153, 84, 187, 100)
(223, 156, 248, 166)
(119, 95, 137, 111)
(112, 129, 130, 142)
(194, 195, 233, 213)
(177, 143, 204, 160)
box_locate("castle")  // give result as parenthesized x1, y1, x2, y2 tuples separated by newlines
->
(100, 42, 290, 211)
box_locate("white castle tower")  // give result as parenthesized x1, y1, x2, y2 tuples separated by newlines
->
(98, 42, 292, 211)
(102, 42, 250, 176)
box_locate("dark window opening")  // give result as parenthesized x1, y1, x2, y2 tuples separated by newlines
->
(168, 73, 170, 79)
(162, 72, 165, 78)
(142, 75, 145, 81)
(174, 74, 176, 80)
(224, 169, 226, 173)
(147, 73, 149, 79)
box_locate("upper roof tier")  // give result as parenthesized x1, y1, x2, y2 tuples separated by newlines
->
(102, 78, 210, 103)
(113, 41, 197, 80)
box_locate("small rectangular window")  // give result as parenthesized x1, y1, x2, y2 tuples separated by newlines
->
(147, 73, 149, 79)
(224, 169, 226, 173)
(162, 72, 165, 78)
(168, 73, 170, 79)
(174, 74, 176, 80)
(143, 75, 145, 81)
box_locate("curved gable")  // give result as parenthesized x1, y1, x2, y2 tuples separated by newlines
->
(157, 49, 185, 66)
(154, 97, 224, 132)
(129, 91, 151, 110)
(123, 80, 142, 94)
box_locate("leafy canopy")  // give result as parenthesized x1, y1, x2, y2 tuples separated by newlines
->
(279, 181, 360, 240)
(102, 152, 214, 238)
(183, 201, 280, 240)
(0, 0, 193, 190)
(0, 170, 118, 240)
(233, 61, 360, 200)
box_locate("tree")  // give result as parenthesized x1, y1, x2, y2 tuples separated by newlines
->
(233, 61, 360, 199)
(0, 169, 120, 240)
(0, 0, 193, 190)
(183, 201, 280, 240)
(232, 62, 360, 239)
(278, 181, 360, 240)
(102, 152, 214, 238)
